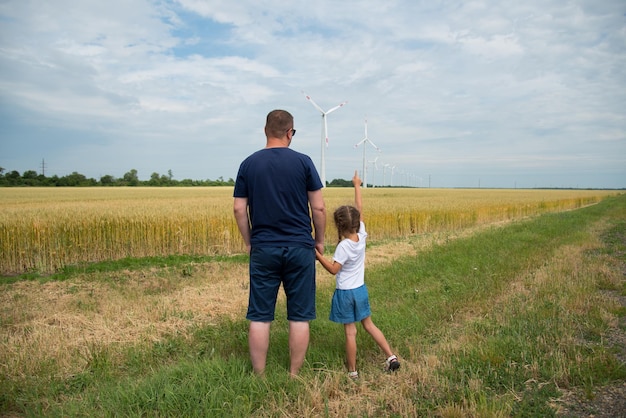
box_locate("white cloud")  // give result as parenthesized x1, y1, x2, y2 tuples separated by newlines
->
(0, 0, 624, 188)
(457, 33, 523, 57)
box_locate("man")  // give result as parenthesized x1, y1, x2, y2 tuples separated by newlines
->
(233, 109, 326, 376)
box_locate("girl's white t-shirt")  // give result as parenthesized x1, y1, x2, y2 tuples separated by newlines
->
(333, 221, 367, 290)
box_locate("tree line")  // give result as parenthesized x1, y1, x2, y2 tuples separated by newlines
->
(0, 167, 235, 187)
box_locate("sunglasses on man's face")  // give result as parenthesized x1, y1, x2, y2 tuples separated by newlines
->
(286, 128, 296, 137)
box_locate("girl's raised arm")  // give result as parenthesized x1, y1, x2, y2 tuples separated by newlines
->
(353, 170, 363, 221)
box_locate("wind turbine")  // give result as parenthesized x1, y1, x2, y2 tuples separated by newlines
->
(302, 91, 347, 187)
(368, 156, 380, 188)
(383, 163, 390, 186)
(354, 118, 381, 189)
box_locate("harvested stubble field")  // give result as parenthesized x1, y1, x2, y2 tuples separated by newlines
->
(0, 187, 617, 276)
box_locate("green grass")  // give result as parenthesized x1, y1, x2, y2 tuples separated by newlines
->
(2, 194, 625, 417)
(0, 253, 249, 285)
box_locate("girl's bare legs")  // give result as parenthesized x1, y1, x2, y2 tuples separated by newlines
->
(344, 322, 358, 372)
(361, 316, 394, 357)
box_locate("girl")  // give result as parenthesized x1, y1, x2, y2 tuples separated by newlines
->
(316, 170, 400, 379)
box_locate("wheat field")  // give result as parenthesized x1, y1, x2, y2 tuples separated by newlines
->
(0, 187, 619, 275)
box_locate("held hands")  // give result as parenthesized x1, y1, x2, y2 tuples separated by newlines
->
(315, 249, 323, 260)
(315, 248, 341, 275)
(352, 170, 362, 188)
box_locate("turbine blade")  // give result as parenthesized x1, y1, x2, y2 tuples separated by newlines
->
(354, 138, 366, 148)
(324, 118, 329, 147)
(302, 90, 325, 114)
(326, 101, 348, 114)
(367, 139, 381, 151)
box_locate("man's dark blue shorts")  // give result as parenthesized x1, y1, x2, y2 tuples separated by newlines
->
(247, 246, 316, 322)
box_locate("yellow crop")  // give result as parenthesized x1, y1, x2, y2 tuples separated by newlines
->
(0, 187, 619, 275)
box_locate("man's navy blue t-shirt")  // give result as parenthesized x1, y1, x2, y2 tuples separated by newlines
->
(233, 147, 323, 248)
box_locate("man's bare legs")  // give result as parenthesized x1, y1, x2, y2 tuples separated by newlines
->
(249, 321, 271, 375)
(288, 320, 310, 376)
(250, 321, 311, 376)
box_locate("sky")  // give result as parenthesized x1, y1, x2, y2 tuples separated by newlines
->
(1, 0, 625, 189)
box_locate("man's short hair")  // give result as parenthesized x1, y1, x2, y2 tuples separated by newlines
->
(265, 109, 293, 138)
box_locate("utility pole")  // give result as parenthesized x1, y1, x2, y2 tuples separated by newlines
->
(40, 158, 46, 176)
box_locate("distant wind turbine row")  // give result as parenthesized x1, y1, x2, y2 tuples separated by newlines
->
(302, 92, 415, 189)
(360, 155, 419, 188)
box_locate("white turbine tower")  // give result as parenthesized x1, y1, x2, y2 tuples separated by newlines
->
(302, 91, 347, 187)
(354, 118, 381, 189)
(383, 163, 390, 186)
(368, 156, 380, 188)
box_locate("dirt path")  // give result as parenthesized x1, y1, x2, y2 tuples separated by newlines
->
(556, 298, 626, 418)
(556, 228, 626, 418)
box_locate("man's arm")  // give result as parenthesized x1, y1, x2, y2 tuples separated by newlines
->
(308, 189, 326, 254)
(233, 197, 251, 254)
